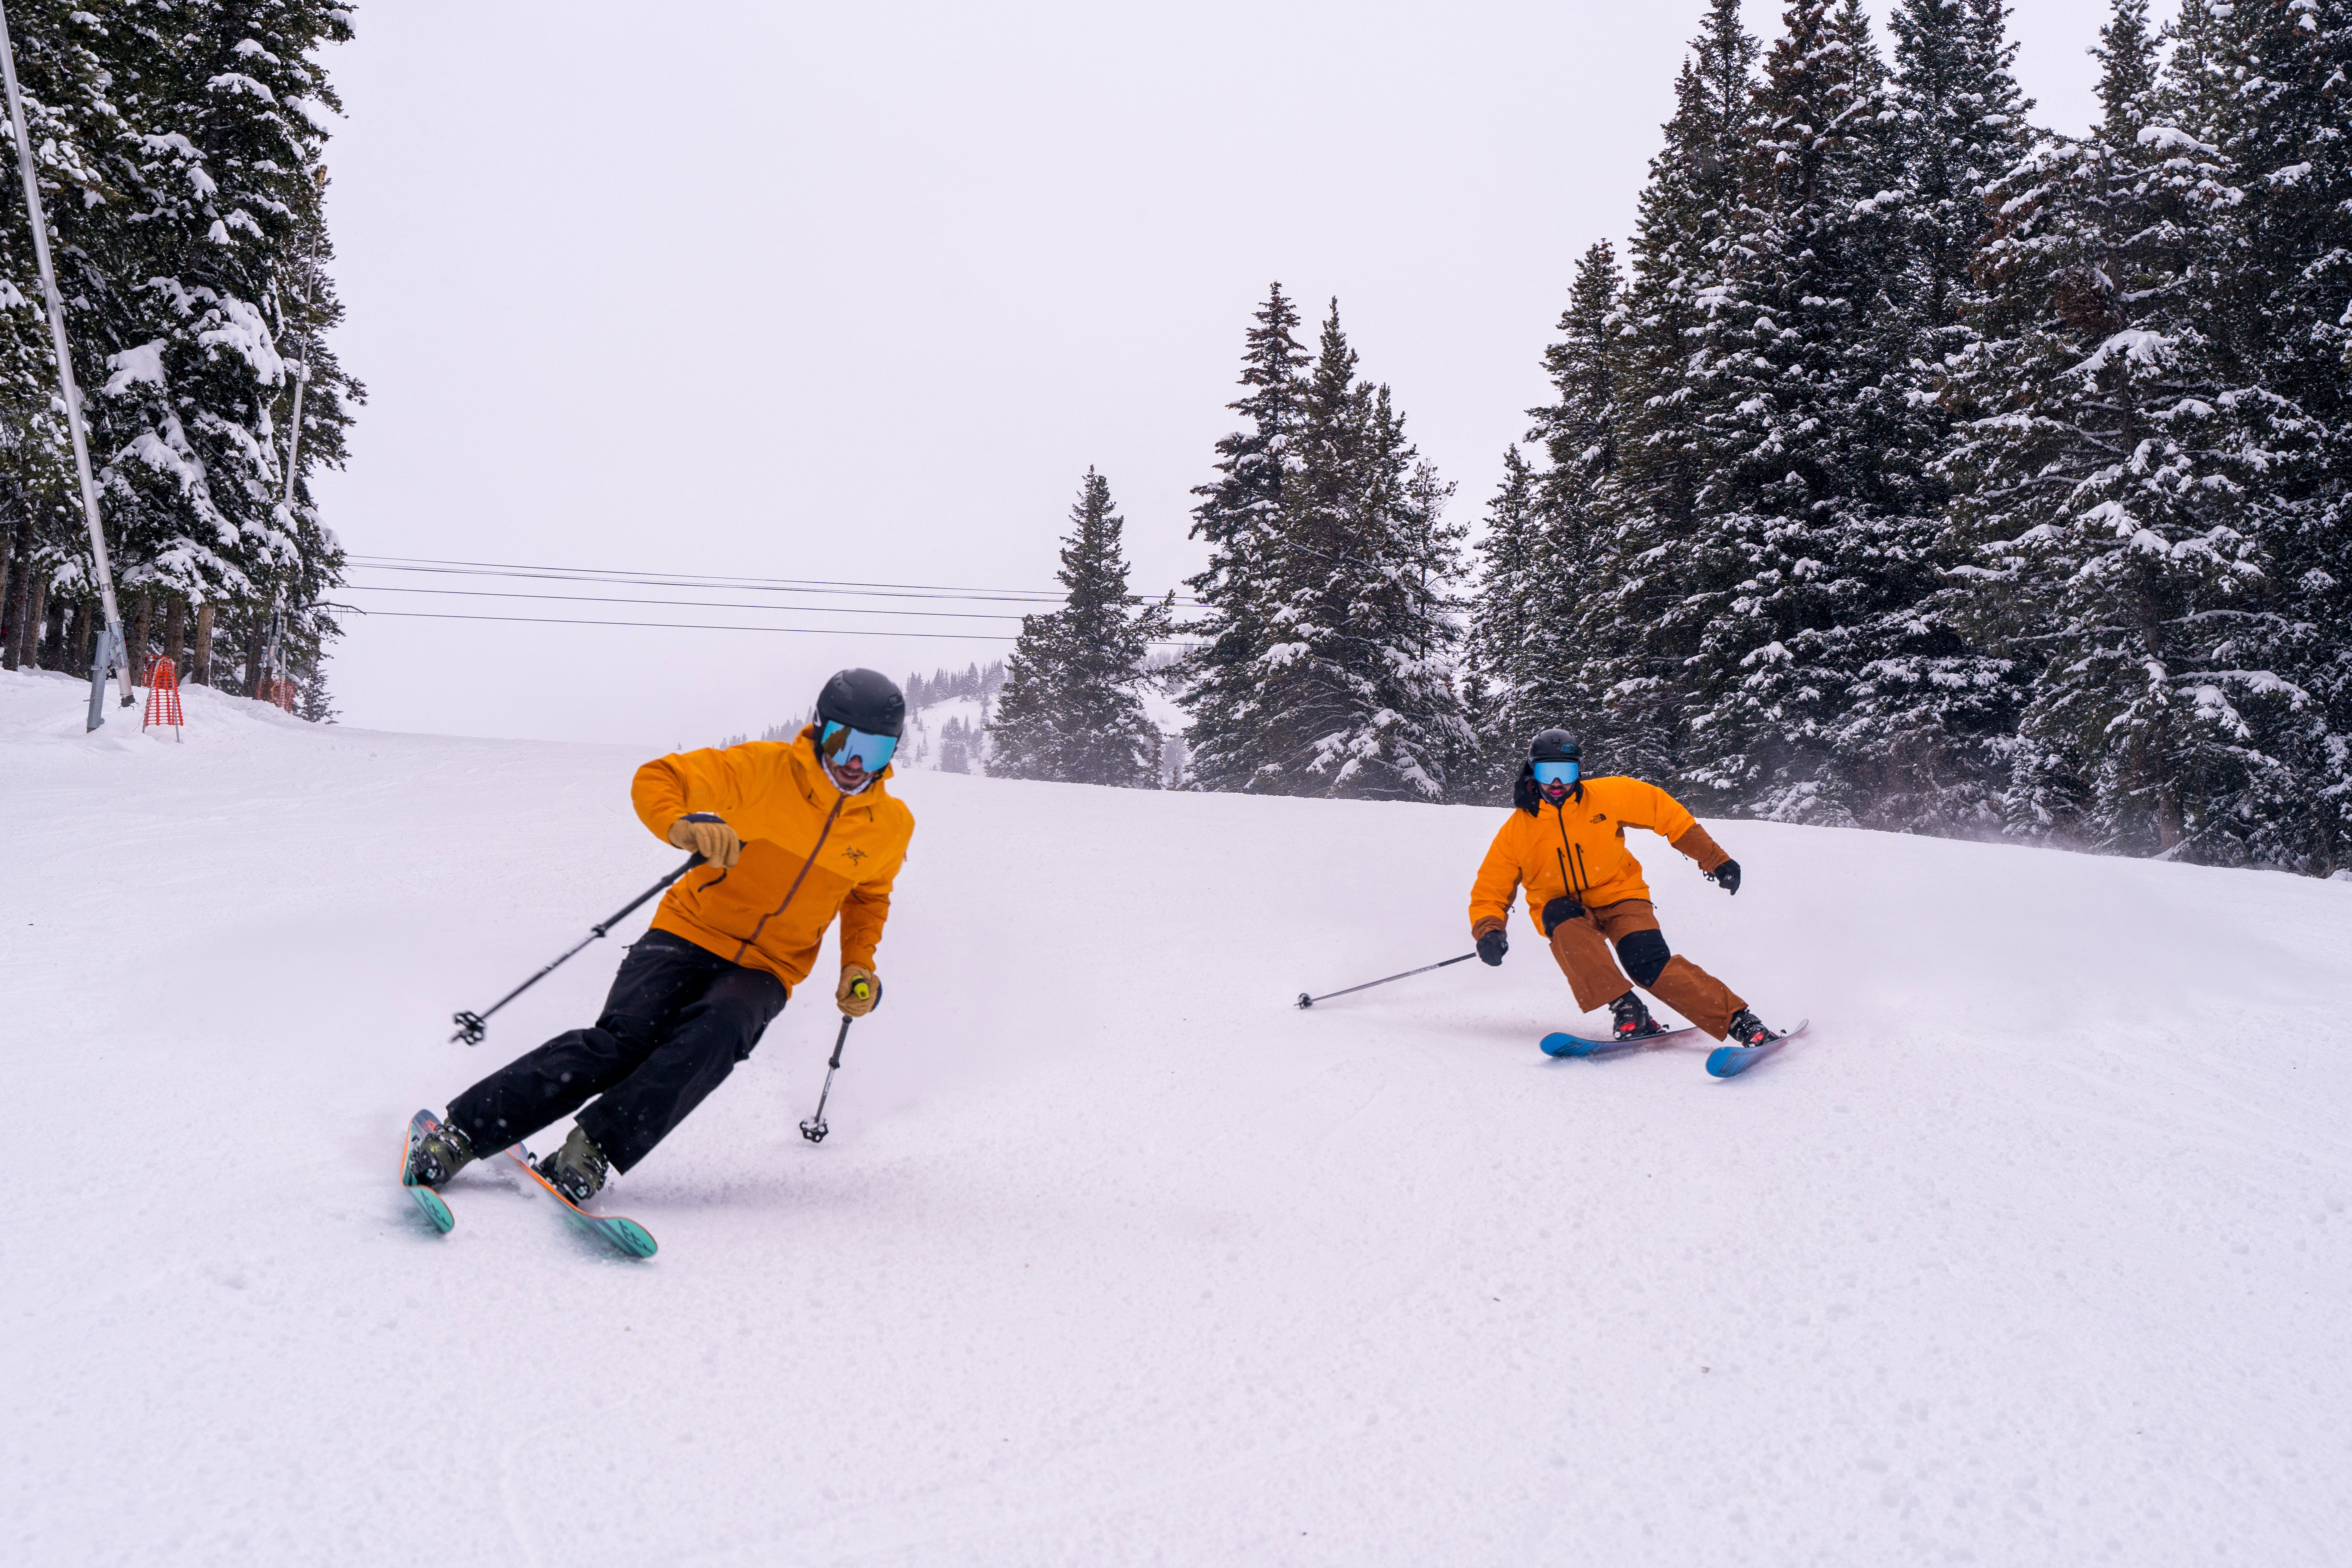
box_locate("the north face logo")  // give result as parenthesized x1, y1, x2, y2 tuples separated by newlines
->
(1591, 813, 1608, 824)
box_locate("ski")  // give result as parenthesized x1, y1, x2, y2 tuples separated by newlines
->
(401, 1109, 455, 1234)
(1540, 1024, 1700, 1058)
(1705, 1018, 1810, 1079)
(504, 1144, 658, 1259)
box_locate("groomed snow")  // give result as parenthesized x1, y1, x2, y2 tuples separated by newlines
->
(4, 666, 2348, 1566)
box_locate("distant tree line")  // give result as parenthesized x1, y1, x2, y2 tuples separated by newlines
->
(0, 0, 357, 709)
(1143, 0, 2347, 876)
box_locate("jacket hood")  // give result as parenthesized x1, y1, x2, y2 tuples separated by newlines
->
(1513, 759, 1584, 816)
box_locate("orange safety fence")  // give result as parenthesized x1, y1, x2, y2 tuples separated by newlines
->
(143, 657, 186, 740)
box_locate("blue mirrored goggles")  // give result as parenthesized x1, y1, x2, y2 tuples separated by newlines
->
(1532, 760, 1580, 789)
(818, 721, 898, 773)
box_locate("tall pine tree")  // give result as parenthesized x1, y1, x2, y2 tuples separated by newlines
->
(988, 468, 1171, 788)
(1181, 283, 1305, 792)
(1230, 302, 1472, 800)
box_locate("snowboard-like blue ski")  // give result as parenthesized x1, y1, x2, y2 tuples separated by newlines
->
(1540, 1024, 1700, 1058)
(1705, 1018, 1810, 1078)
(402, 1109, 456, 1234)
(505, 1143, 658, 1259)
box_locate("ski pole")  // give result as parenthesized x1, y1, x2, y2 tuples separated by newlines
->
(800, 1015, 854, 1144)
(450, 852, 707, 1044)
(1296, 951, 1478, 1009)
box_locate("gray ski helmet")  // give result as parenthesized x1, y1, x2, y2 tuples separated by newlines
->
(815, 668, 906, 739)
(1529, 729, 1581, 764)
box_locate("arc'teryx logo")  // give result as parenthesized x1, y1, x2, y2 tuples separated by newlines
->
(842, 846, 868, 866)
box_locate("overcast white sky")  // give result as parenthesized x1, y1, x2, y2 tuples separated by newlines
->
(314, 0, 2159, 748)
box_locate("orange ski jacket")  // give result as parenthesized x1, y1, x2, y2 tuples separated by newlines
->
(1467, 776, 1729, 939)
(630, 726, 915, 991)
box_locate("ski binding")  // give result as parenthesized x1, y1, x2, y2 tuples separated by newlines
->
(401, 1109, 456, 1234)
(505, 1144, 658, 1259)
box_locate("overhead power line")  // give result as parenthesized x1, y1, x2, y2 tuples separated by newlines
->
(344, 552, 1207, 608)
(344, 584, 1047, 622)
(358, 608, 1207, 648)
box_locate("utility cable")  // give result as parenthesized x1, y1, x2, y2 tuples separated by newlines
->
(357, 608, 1206, 648)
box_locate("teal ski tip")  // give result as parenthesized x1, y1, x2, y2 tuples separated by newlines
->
(1705, 1018, 1810, 1079)
(507, 1145, 658, 1259)
(402, 1109, 456, 1234)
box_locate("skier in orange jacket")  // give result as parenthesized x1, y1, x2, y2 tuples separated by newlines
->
(405, 669, 915, 1203)
(1468, 730, 1782, 1046)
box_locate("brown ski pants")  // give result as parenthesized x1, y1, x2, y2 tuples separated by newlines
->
(1547, 897, 1746, 1040)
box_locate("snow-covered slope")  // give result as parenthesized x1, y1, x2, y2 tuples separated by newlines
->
(5, 666, 2348, 1566)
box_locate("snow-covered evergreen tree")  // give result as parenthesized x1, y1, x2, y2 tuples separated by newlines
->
(1523, 241, 1630, 767)
(1233, 302, 1472, 800)
(1463, 445, 1541, 793)
(0, 0, 357, 682)
(1671, 0, 2003, 829)
(1941, 0, 2329, 864)
(987, 468, 1171, 788)
(1181, 283, 1305, 793)
(1578, 0, 1759, 784)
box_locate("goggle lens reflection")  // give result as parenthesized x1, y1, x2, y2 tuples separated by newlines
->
(1533, 760, 1580, 789)
(819, 721, 898, 772)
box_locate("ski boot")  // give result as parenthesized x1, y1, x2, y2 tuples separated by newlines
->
(535, 1124, 611, 1206)
(1610, 990, 1664, 1041)
(404, 1118, 476, 1188)
(1726, 1007, 1779, 1048)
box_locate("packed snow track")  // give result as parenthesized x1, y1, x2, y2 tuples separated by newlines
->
(4, 668, 2348, 1566)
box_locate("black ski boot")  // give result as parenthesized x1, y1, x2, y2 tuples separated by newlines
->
(1610, 990, 1663, 1041)
(1726, 1008, 1779, 1048)
(536, 1124, 611, 1206)
(404, 1119, 476, 1188)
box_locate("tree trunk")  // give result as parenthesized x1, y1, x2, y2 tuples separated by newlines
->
(0, 516, 29, 671)
(64, 601, 88, 674)
(19, 572, 51, 671)
(243, 617, 265, 697)
(161, 596, 188, 679)
(129, 590, 153, 686)
(39, 587, 65, 670)
(192, 602, 216, 685)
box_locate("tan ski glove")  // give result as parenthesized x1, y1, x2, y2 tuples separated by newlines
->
(837, 964, 882, 1017)
(668, 813, 742, 869)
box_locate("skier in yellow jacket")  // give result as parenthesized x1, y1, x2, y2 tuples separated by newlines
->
(1468, 730, 1782, 1046)
(405, 669, 916, 1203)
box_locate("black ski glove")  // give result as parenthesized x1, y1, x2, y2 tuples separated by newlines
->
(1709, 859, 1742, 895)
(1476, 928, 1508, 966)
(1541, 895, 1585, 936)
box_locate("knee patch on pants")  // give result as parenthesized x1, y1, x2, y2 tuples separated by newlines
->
(1616, 928, 1671, 989)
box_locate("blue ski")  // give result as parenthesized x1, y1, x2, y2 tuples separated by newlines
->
(401, 1109, 456, 1234)
(1705, 1018, 1810, 1078)
(1541, 1024, 1700, 1058)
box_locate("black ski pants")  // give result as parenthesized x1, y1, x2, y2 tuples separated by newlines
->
(446, 929, 788, 1173)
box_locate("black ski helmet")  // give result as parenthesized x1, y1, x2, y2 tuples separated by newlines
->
(1529, 729, 1581, 764)
(814, 668, 906, 739)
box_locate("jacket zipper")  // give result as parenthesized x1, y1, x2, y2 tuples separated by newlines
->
(1551, 807, 1587, 897)
(733, 796, 846, 965)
